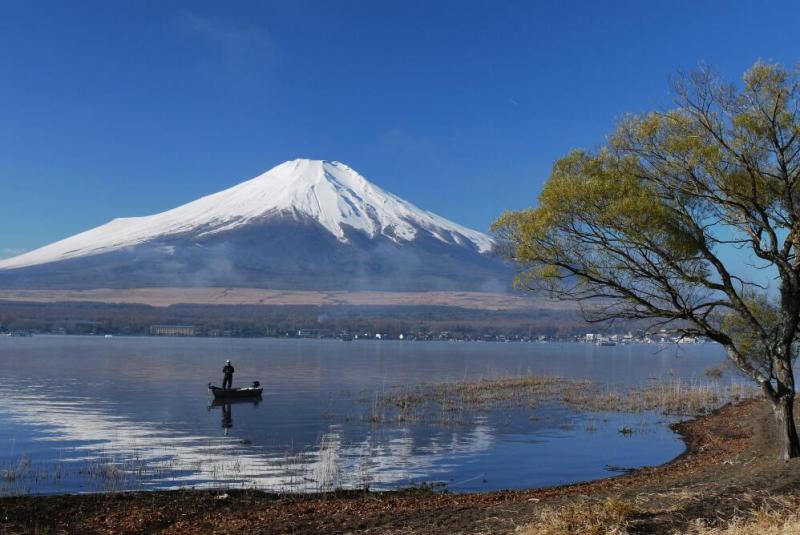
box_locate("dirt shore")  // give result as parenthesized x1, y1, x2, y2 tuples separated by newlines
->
(2, 399, 799, 534)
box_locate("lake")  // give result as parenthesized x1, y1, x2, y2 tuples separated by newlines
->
(0, 335, 731, 495)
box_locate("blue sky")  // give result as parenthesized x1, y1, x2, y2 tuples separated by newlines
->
(1, 0, 799, 259)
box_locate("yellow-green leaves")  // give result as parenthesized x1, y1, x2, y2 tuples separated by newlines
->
(492, 60, 800, 351)
(493, 145, 700, 272)
(721, 292, 780, 361)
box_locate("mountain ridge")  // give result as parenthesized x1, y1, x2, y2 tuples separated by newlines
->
(0, 159, 510, 292)
(0, 159, 492, 270)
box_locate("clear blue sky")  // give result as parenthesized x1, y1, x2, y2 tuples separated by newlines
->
(1, 0, 799, 259)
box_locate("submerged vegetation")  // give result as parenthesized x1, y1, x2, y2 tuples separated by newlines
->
(359, 373, 757, 426)
(569, 380, 757, 417)
(2, 371, 756, 498)
(361, 374, 585, 425)
(3, 399, 797, 534)
(0, 439, 361, 497)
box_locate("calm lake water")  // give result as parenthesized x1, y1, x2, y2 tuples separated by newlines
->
(0, 336, 730, 495)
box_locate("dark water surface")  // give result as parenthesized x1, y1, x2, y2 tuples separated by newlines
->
(0, 336, 729, 495)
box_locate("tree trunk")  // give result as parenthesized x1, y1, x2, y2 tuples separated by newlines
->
(772, 390, 800, 460)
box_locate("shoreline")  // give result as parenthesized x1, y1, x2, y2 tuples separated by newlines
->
(3, 332, 713, 347)
(3, 399, 797, 534)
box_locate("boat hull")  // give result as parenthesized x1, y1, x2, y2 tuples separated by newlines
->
(208, 385, 263, 399)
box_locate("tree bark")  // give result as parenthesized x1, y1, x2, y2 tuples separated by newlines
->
(772, 390, 800, 460)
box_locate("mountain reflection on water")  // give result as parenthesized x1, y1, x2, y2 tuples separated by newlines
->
(0, 336, 730, 495)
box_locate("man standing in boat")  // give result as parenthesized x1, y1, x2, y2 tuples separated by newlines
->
(222, 359, 235, 390)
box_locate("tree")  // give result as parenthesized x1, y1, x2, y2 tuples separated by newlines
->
(493, 61, 800, 460)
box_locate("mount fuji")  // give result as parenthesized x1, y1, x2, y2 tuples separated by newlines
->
(0, 159, 511, 291)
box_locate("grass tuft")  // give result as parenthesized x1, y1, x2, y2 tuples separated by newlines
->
(688, 494, 800, 534)
(517, 496, 639, 535)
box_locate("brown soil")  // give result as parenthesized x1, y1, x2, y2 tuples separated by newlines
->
(0, 288, 564, 310)
(2, 399, 799, 534)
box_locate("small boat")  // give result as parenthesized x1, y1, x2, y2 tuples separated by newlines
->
(208, 381, 263, 400)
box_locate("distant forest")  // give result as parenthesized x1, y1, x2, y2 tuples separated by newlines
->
(0, 300, 613, 339)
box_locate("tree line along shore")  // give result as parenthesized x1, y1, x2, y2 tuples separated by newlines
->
(0, 300, 635, 340)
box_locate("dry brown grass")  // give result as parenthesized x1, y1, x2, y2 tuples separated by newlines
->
(565, 379, 758, 417)
(704, 363, 727, 379)
(364, 374, 587, 424)
(517, 497, 639, 535)
(687, 494, 800, 534)
(389, 374, 582, 408)
(517, 492, 800, 535)
(363, 375, 758, 425)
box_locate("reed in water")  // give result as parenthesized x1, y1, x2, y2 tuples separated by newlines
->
(360, 374, 757, 425)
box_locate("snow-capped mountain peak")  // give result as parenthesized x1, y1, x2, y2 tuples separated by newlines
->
(0, 159, 494, 270)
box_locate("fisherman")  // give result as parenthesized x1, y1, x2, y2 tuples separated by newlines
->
(222, 359, 235, 390)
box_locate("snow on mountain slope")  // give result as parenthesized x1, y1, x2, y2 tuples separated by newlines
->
(0, 159, 494, 270)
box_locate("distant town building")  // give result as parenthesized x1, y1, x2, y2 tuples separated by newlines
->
(149, 324, 195, 336)
(297, 329, 321, 338)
